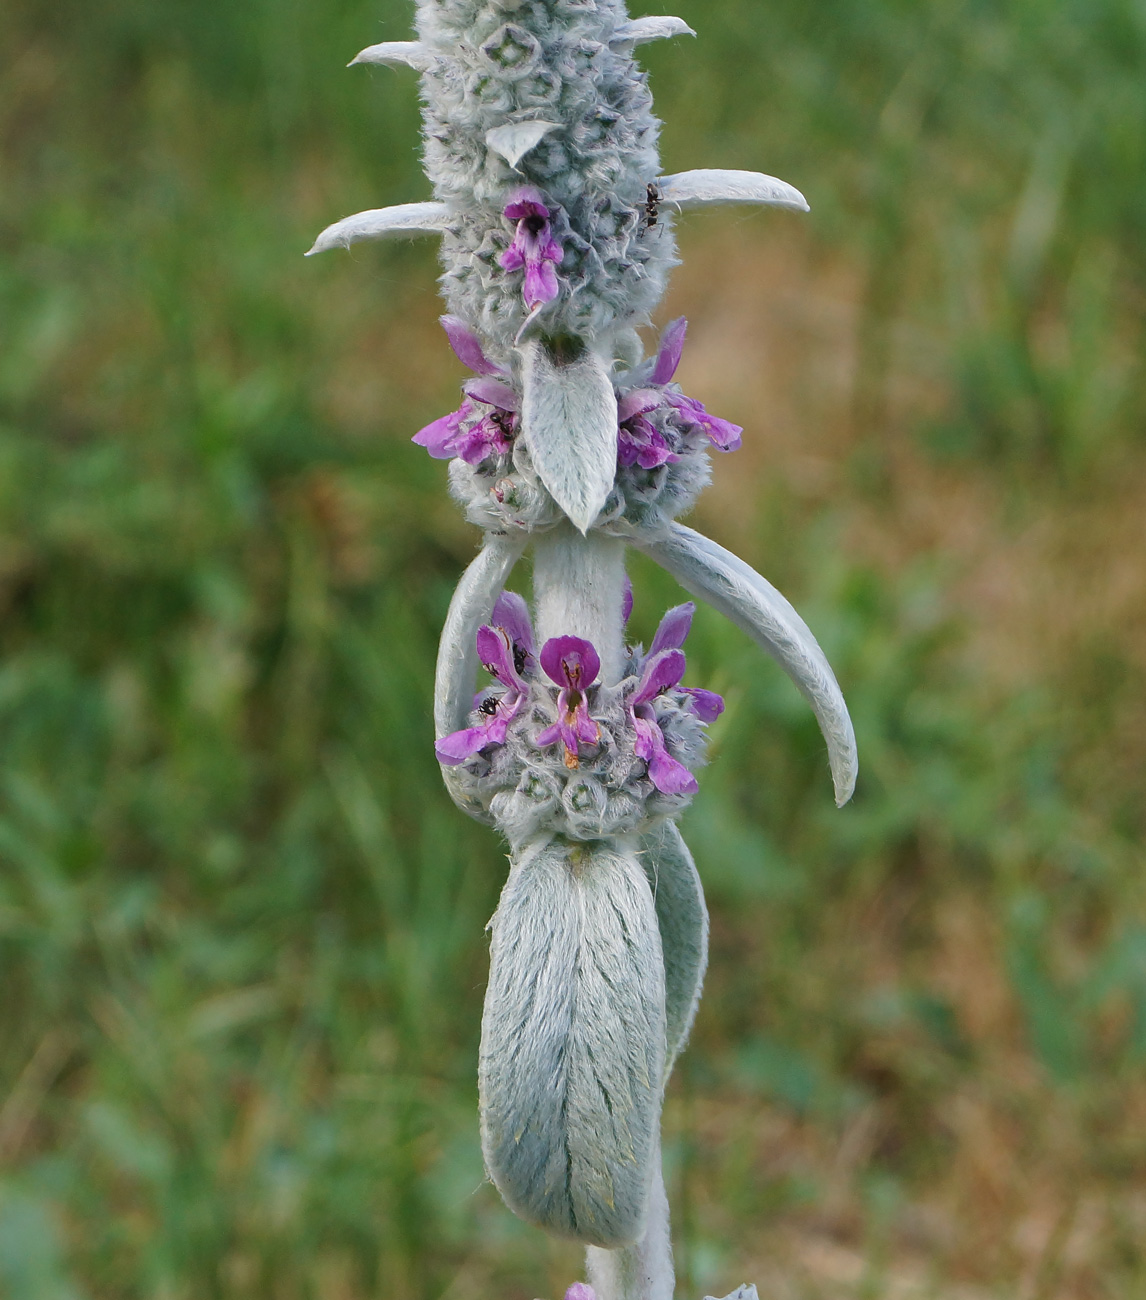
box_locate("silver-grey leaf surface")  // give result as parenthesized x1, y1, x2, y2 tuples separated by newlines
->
(520, 341, 619, 534)
(638, 523, 857, 805)
(610, 16, 696, 45)
(348, 40, 434, 70)
(485, 122, 560, 169)
(640, 822, 708, 1075)
(433, 535, 526, 821)
(480, 838, 666, 1247)
(659, 168, 809, 213)
(306, 202, 453, 256)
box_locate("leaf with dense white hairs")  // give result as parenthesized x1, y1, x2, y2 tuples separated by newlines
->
(639, 822, 708, 1076)
(520, 341, 618, 534)
(480, 838, 666, 1248)
(485, 122, 560, 169)
(637, 523, 857, 805)
(347, 40, 434, 70)
(658, 168, 809, 213)
(586, 1131, 674, 1300)
(433, 536, 527, 821)
(705, 1288, 760, 1300)
(306, 202, 452, 256)
(610, 16, 696, 44)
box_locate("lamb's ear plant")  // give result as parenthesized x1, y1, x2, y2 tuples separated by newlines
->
(309, 3, 856, 1297)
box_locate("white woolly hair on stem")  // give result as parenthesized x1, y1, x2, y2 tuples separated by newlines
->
(532, 523, 628, 684)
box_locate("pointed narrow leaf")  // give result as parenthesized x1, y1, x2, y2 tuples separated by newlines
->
(638, 523, 857, 805)
(610, 16, 696, 44)
(521, 342, 618, 533)
(348, 40, 434, 70)
(639, 822, 708, 1075)
(306, 202, 452, 256)
(434, 536, 527, 821)
(659, 168, 809, 213)
(481, 839, 666, 1247)
(485, 122, 560, 169)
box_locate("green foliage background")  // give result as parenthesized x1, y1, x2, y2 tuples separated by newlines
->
(2, 0, 1145, 1296)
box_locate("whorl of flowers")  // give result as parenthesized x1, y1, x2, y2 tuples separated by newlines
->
(309, 3, 857, 1298)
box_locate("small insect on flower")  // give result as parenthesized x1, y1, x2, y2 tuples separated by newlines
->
(644, 182, 660, 230)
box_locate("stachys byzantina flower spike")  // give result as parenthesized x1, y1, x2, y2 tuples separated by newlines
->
(308, 2, 856, 1297)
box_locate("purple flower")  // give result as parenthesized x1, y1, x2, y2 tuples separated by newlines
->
(435, 596, 535, 765)
(564, 1287, 597, 1300)
(666, 391, 743, 452)
(617, 388, 679, 470)
(650, 316, 688, 386)
(622, 573, 634, 625)
(624, 602, 725, 791)
(682, 685, 724, 722)
(616, 317, 744, 457)
(490, 590, 536, 678)
(629, 649, 698, 794)
(648, 600, 695, 655)
(413, 324, 520, 465)
(646, 602, 726, 723)
(412, 400, 474, 460)
(499, 187, 564, 311)
(535, 635, 601, 767)
(440, 314, 508, 377)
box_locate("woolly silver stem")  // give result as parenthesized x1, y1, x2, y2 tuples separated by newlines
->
(532, 523, 627, 684)
(586, 1134, 674, 1300)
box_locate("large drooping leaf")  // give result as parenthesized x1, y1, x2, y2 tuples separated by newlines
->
(480, 838, 666, 1248)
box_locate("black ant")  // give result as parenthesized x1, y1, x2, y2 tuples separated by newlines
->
(490, 409, 515, 440)
(643, 182, 660, 231)
(479, 696, 499, 717)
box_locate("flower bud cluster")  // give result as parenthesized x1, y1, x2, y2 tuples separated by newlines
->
(415, 0, 674, 353)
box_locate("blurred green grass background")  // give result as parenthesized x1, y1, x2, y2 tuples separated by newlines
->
(2, 0, 1145, 1296)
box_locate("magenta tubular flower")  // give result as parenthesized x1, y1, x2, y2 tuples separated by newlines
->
(435, 610, 533, 764)
(564, 1286, 597, 1300)
(682, 685, 724, 722)
(499, 188, 564, 311)
(628, 649, 698, 794)
(536, 635, 601, 767)
(440, 314, 508, 377)
(412, 400, 474, 459)
(413, 323, 519, 464)
(666, 392, 743, 452)
(491, 590, 536, 679)
(650, 316, 688, 386)
(633, 316, 745, 454)
(644, 600, 726, 725)
(616, 388, 679, 469)
(648, 601, 695, 655)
